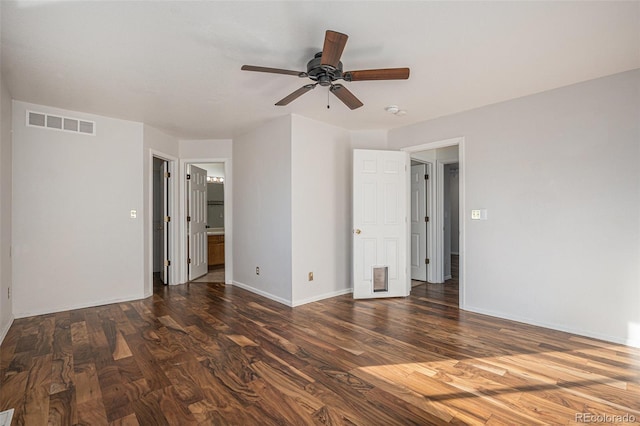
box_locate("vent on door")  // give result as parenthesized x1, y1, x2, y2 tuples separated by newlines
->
(26, 110, 96, 135)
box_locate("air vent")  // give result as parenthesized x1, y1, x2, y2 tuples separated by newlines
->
(28, 112, 45, 127)
(47, 115, 62, 129)
(79, 121, 94, 134)
(26, 110, 95, 136)
(63, 118, 78, 132)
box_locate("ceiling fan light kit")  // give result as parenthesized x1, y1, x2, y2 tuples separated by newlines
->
(241, 30, 410, 110)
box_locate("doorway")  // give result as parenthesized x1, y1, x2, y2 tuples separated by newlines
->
(402, 137, 465, 308)
(187, 162, 227, 283)
(152, 156, 172, 285)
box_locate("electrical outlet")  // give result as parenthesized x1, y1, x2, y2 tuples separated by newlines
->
(256, 267, 260, 275)
(308, 272, 313, 281)
(7, 287, 10, 299)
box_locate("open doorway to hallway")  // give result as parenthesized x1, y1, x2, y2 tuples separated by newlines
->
(408, 144, 461, 292)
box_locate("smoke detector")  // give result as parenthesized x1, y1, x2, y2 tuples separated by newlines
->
(385, 105, 406, 116)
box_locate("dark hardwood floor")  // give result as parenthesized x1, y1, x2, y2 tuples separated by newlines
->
(1, 262, 639, 425)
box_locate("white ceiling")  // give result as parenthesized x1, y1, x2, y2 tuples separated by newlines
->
(2, 1, 639, 139)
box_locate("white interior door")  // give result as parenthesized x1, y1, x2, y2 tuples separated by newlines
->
(188, 165, 208, 280)
(410, 164, 427, 281)
(353, 149, 409, 299)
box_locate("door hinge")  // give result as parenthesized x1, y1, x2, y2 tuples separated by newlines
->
(425, 258, 430, 265)
(164, 259, 171, 267)
(164, 216, 171, 223)
(187, 216, 191, 222)
(425, 174, 429, 180)
(425, 216, 429, 222)
(164, 172, 171, 178)
(188, 258, 192, 264)
(186, 174, 191, 180)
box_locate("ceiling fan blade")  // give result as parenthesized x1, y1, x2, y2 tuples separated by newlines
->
(330, 84, 363, 110)
(275, 84, 317, 106)
(320, 30, 348, 68)
(344, 68, 410, 81)
(241, 65, 307, 77)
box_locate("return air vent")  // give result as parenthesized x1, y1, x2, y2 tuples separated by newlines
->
(26, 110, 95, 135)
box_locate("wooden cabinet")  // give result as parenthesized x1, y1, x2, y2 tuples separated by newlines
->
(208, 234, 225, 266)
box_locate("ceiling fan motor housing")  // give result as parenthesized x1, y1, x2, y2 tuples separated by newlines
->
(307, 52, 343, 86)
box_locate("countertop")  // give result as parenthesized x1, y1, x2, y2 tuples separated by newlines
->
(206, 228, 224, 236)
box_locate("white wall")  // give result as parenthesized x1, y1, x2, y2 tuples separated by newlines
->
(179, 139, 232, 159)
(389, 69, 640, 347)
(12, 101, 145, 316)
(232, 115, 292, 304)
(291, 115, 351, 305)
(350, 129, 388, 150)
(0, 76, 13, 342)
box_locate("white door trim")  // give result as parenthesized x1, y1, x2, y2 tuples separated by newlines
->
(401, 137, 466, 309)
(179, 158, 232, 285)
(148, 149, 178, 295)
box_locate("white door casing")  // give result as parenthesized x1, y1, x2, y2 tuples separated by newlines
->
(353, 149, 410, 299)
(410, 164, 427, 281)
(188, 165, 208, 280)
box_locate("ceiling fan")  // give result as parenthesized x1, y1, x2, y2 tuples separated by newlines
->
(241, 30, 410, 110)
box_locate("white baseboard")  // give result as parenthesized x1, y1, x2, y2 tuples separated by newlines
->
(0, 315, 14, 346)
(13, 293, 147, 319)
(230, 281, 292, 307)
(230, 281, 353, 308)
(292, 288, 353, 307)
(463, 304, 640, 349)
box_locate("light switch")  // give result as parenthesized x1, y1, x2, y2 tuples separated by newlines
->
(130, 210, 137, 219)
(471, 209, 488, 220)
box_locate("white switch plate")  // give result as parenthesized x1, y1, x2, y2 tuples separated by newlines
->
(471, 209, 488, 220)
(130, 210, 137, 219)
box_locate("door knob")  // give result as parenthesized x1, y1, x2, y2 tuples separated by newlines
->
(354, 229, 361, 235)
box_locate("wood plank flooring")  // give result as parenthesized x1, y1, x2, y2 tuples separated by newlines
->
(1, 267, 639, 425)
